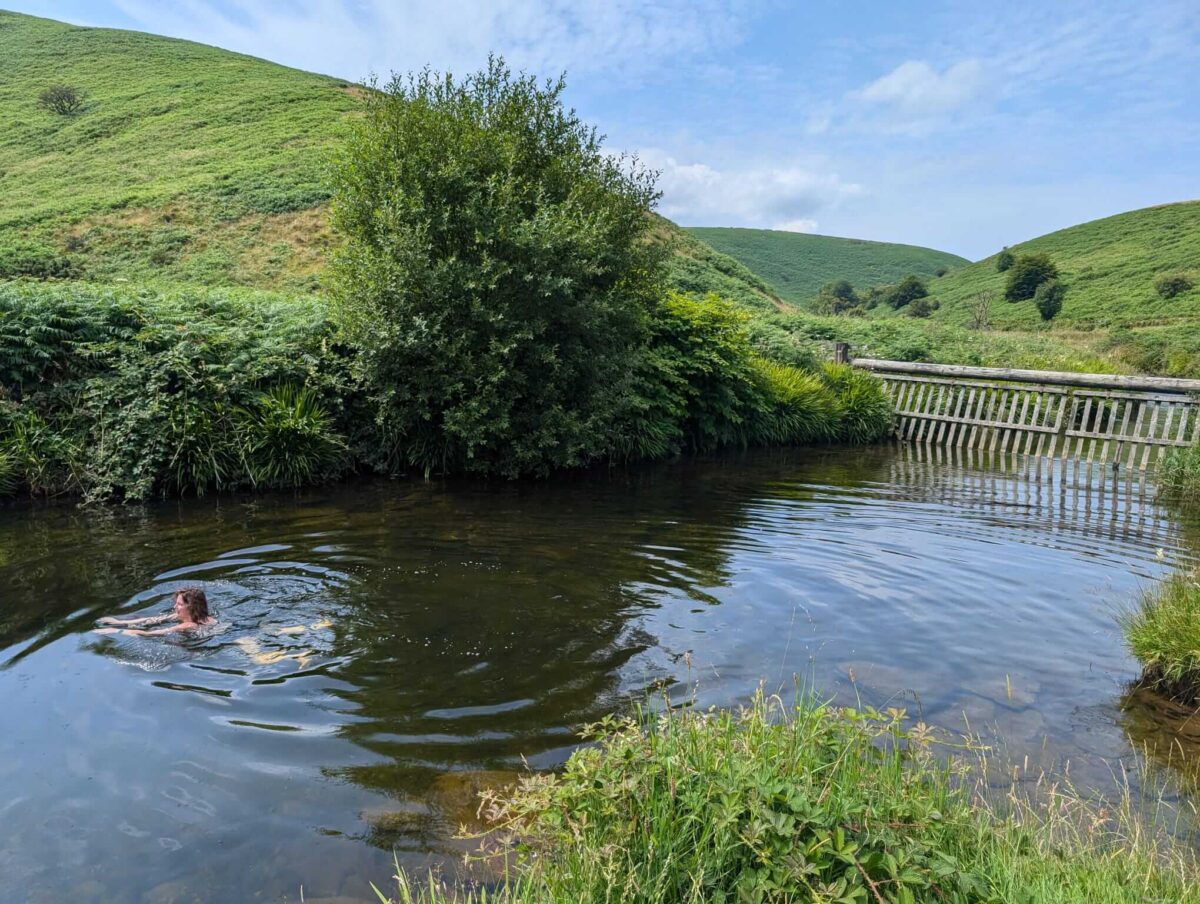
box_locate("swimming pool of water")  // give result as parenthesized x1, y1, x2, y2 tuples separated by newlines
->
(1, 446, 1197, 902)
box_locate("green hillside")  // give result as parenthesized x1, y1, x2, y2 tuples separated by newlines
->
(924, 202, 1200, 329)
(0, 10, 775, 307)
(685, 226, 968, 306)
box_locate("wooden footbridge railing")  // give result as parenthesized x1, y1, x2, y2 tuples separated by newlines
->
(851, 358, 1200, 477)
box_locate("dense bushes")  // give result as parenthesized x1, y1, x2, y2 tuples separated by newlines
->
(887, 274, 929, 309)
(0, 282, 352, 500)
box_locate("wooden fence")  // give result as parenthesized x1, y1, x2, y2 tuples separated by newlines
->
(852, 359, 1200, 478)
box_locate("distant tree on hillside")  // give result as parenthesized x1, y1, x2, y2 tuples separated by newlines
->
(886, 275, 929, 309)
(906, 297, 939, 318)
(995, 248, 1014, 272)
(1004, 253, 1058, 301)
(862, 284, 891, 310)
(1155, 272, 1194, 299)
(967, 290, 995, 330)
(813, 279, 859, 315)
(1034, 280, 1065, 321)
(37, 84, 85, 115)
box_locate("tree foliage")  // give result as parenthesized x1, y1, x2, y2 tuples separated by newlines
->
(995, 248, 1014, 272)
(812, 279, 860, 315)
(330, 58, 665, 477)
(1155, 272, 1194, 299)
(1004, 253, 1058, 301)
(37, 84, 85, 115)
(1034, 280, 1066, 321)
(887, 275, 929, 309)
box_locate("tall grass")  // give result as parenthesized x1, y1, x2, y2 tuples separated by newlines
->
(374, 691, 1200, 904)
(1159, 445, 1200, 506)
(1122, 570, 1200, 703)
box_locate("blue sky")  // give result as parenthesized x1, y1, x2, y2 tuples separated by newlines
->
(10, 1, 1199, 259)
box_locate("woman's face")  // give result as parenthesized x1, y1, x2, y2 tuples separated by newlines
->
(173, 594, 188, 620)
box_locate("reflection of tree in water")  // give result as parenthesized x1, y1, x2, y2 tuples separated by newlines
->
(322, 451, 888, 795)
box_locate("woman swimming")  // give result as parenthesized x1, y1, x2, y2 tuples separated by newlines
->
(94, 587, 216, 636)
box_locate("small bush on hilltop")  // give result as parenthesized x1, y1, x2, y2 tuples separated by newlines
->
(1034, 279, 1066, 321)
(995, 247, 1014, 272)
(1155, 272, 1194, 299)
(1005, 253, 1058, 301)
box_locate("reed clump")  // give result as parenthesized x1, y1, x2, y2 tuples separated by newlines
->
(1123, 569, 1200, 704)
(376, 690, 1200, 904)
(1158, 445, 1200, 506)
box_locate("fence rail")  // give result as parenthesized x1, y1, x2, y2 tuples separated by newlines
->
(852, 358, 1200, 477)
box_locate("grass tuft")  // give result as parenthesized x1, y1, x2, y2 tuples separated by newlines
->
(1122, 570, 1200, 703)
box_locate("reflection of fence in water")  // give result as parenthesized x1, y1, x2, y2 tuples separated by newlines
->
(888, 441, 1181, 551)
(854, 359, 1200, 487)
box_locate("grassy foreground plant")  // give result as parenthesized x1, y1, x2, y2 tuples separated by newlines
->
(1122, 569, 1200, 703)
(375, 690, 1199, 904)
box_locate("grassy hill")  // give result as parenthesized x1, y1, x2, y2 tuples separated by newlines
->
(0, 10, 776, 307)
(685, 227, 967, 306)
(924, 202, 1200, 329)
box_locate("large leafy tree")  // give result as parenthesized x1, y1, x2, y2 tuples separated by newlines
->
(330, 58, 664, 477)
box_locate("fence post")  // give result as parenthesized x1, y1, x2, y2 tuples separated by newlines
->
(834, 342, 849, 365)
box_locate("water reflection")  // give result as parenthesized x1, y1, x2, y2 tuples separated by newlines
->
(0, 445, 1197, 902)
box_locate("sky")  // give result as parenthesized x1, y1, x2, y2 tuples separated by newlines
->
(9, 0, 1199, 259)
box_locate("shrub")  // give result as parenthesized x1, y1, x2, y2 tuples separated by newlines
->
(748, 359, 838, 444)
(237, 386, 346, 488)
(886, 274, 928, 309)
(0, 282, 352, 500)
(935, 266, 949, 277)
(1155, 272, 1194, 299)
(1004, 253, 1058, 301)
(812, 279, 859, 315)
(329, 58, 663, 478)
(1034, 279, 1065, 321)
(906, 297, 939, 318)
(37, 84, 85, 115)
(0, 239, 78, 280)
(821, 362, 894, 443)
(967, 290, 995, 330)
(995, 248, 1014, 272)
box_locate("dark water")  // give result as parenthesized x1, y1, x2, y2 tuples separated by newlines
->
(1, 446, 1198, 903)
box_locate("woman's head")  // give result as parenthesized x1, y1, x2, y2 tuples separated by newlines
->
(173, 587, 210, 623)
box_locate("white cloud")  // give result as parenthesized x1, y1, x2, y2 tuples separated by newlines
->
(111, 0, 747, 82)
(641, 150, 862, 230)
(852, 59, 985, 115)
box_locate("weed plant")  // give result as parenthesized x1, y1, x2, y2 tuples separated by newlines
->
(375, 690, 1200, 903)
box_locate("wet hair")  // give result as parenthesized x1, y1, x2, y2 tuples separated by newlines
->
(175, 587, 210, 622)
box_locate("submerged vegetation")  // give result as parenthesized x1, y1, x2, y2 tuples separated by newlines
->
(1123, 570, 1200, 705)
(379, 691, 1200, 904)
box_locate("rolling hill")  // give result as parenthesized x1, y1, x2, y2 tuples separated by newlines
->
(685, 227, 968, 306)
(0, 9, 777, 307)
(922, 201, 1200, 329)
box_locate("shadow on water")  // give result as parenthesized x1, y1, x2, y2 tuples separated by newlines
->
(1, 444, 1198, 902)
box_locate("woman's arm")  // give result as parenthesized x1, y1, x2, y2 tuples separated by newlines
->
(96, 613, 173, 627)
(121, 625, 188, 636)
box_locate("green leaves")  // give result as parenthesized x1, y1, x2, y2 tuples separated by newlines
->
(329, 58, 664, 478)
